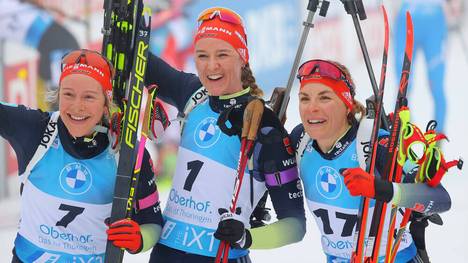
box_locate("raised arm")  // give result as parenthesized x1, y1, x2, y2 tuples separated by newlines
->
(145, 52, 202, 112)
(0, 102, 49, 174)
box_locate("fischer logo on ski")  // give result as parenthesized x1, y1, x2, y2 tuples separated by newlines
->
(101, 1, 153, 262)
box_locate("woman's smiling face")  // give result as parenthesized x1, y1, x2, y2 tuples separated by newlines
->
(194, 38, 245, 96)
(59, 74, 107, 137)
(299, 82, 350, 151)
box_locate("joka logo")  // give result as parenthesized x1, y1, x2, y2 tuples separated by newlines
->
(194, 117, 221, 148)
(59, 163, 93, 195)
(315, 166, 342, 200)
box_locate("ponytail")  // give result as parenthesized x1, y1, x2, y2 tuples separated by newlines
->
(241, 63, 263, 97)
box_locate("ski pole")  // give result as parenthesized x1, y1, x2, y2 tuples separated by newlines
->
(348, 6, 389, 262)
(255, 0, 330, 233)
(277, 0, 329, 121)
(340, 0, 389, 130)
(215, 99, 264, 263)
(101, 0, 113, 52)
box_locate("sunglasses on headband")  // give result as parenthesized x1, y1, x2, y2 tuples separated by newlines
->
(297, 60, 354, 92)
(61, 49, 115, 78)
(197, 7, 244, 26)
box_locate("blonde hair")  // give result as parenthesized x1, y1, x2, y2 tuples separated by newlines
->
(241, 63, 263, 98)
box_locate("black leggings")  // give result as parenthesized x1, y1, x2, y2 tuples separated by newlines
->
(149, 243, 252, 263)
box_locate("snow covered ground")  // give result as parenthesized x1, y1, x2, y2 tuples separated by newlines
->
(1, 4, 468, 263)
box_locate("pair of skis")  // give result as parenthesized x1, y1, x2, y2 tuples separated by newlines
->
(351, 6, 415, 263)
(350, 5, 391, 263)
(101, 1, 153, 262)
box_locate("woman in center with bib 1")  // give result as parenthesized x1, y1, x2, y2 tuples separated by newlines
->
(146, 7, 307, 263)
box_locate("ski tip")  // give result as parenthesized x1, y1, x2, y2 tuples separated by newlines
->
(405, 11, 414, 58)
(381, 5, 389, 45)
(380, 5, 387, 16)
(143, 6, 152, 26)
(405, 11, 414, 36)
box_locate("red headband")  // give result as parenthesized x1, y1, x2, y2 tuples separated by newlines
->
(194, 17, 249, 63)
(300, 77, 354, 110)
(60, 59, 113, 100)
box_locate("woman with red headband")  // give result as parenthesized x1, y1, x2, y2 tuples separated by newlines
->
(290, 59, 452, 262)
(0, 49, 163, 262)
(145, 7, 306, 263)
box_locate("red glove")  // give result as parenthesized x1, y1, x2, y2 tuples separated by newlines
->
(340, 168, 376, 198)
(107, 219, 142, 254)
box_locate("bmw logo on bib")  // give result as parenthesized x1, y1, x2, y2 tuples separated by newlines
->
(315, 166, 342, 200)
(194, 117, 221, 148)
(59, 162, 93, 195)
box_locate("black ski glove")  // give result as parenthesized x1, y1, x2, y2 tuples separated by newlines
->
(214, 208, 252, 249)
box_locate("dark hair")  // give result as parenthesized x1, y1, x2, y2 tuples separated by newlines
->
(241, 63, 263, 97)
